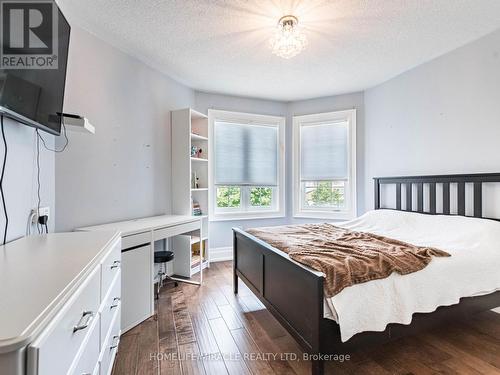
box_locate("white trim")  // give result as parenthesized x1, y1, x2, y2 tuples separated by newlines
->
(293, 109, 357, 220)
(209, 213, 286, 222)
(208, 109, 286, 221)
(209, 247, 233, 262)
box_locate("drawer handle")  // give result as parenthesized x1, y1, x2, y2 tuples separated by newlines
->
(110, 260, 121, 269)
(110, 335, 120, 349)
(110, 297, 121, 309)
(73, 311, 94, 333)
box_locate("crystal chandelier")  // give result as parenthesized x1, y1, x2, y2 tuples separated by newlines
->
(269, 15, 307, 59)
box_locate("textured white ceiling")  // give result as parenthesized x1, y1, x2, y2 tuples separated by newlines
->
(57, 0, 500, 101)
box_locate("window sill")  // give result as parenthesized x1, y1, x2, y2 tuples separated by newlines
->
(293, 211, 356, 221)
(209, 213, 286, 222)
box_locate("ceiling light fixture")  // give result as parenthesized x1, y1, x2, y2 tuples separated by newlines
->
(269, 15, 307, 59)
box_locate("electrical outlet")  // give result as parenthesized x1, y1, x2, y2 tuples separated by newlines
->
(31, 207, 50, 224)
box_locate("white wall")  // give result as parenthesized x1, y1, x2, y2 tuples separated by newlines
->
(55, 26, 195, 231)
(0, 119, 55, 242)
(364, 28, 500, 211)
(195, 91, 365, 249)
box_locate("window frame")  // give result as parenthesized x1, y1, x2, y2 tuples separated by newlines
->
(293, 109, 357, 220)
(209, 109, 286, 221)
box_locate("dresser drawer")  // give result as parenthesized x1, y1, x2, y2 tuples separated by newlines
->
(100, 272, 121, 349)
(69, 315, 100, 375)
(100, 308, 121, 375)
(28, 266, 100, 375)
(101, 240, 121, 301)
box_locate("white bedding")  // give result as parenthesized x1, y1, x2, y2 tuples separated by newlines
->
(323, 209, 500, 342)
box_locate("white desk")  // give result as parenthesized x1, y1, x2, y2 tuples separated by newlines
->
(78, 215, 204, 332)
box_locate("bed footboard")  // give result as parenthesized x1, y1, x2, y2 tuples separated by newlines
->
(233, 228, 326, 374)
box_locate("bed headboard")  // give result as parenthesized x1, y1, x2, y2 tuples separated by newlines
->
(373, 173, 500, 221)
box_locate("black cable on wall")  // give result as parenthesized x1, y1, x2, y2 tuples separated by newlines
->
(0, 115, 9, 245)
(38, 120, 68, 153)
(36, 129, 42, 234)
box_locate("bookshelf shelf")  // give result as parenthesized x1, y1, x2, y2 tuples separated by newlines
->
(190, 236, 208, 245)
(190, 157, 208, 162)
(191, 133, 208, 141)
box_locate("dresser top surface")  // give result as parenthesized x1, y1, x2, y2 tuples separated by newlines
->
(0, 231, 120, 352)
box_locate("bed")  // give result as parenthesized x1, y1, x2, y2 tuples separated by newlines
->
(232, 173, 500, 375)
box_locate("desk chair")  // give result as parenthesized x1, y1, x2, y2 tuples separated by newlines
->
(154, 251, 178, 299)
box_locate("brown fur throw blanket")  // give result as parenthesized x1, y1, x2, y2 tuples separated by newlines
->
(246, 224, 450, 298)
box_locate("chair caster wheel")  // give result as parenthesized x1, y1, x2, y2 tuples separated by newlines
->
(174, 282, 179, 287)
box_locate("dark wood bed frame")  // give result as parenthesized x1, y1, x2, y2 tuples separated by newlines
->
(232, 173, 500, 375)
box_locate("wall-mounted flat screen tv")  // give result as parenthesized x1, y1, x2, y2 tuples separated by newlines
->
(0, 1, 70, 135)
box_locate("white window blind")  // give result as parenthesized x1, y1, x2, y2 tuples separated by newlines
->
(214, 121, 278, 186)
(300, 121, 348, 181)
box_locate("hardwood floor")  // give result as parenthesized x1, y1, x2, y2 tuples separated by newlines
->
(112, 261, 500, 375)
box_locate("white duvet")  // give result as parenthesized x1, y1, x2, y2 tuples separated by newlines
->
(323, 209, 500, 342)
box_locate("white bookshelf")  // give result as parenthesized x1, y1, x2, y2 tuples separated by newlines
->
(171, 108, 210, 276)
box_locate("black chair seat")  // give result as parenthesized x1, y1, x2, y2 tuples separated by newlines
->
(154, 251, 174, 263)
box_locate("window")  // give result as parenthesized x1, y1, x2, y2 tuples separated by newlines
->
(209, 110, 285, 220)
(293, 110, 356, 219)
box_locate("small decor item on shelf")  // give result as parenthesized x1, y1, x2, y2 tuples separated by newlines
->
(192, 200, 202, 216)
(195, 177, 200, 189)
(190, 146, 203, 158)
(192, 172, 197, 189)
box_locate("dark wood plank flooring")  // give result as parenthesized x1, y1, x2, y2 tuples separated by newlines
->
(112, 261, 500, 375)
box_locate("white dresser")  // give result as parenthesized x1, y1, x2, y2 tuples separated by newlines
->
(0, 231, 122, 375)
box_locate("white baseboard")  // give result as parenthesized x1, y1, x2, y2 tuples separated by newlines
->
(210, 246, 233, 262)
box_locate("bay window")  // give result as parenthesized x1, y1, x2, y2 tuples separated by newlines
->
(209, 110, 285, 220)
(293, 110, 356, 219)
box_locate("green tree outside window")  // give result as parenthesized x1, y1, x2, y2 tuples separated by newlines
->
(250, 187, 272, 207)
(307, 181, 344, 208)
(216, 186, 241, 208)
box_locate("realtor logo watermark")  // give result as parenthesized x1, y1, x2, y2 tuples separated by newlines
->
(1, 0, 58, 69)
